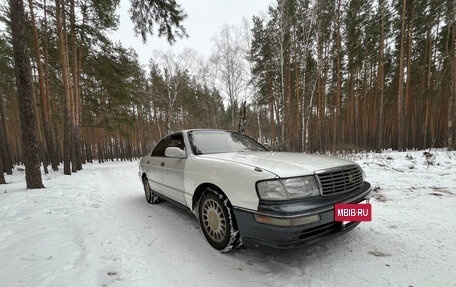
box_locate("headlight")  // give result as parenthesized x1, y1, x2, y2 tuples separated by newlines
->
(282, 177, 320, 199)
(256, 179, 287, 200)
(256, 176, 320, 201)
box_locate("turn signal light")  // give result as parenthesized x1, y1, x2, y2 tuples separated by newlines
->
(254, 214, 320, 227)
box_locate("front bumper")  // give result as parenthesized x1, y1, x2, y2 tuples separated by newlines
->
(233, 182, 372, 249)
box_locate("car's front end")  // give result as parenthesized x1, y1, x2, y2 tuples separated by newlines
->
(232, 163, 372, 249)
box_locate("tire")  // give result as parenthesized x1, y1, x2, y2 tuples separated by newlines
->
(198, 188, 241, 252)
(143, 177, 160, 204)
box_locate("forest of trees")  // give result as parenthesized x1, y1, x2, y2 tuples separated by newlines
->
(250, 0, 455, 153)
(0, 0, 455, 186)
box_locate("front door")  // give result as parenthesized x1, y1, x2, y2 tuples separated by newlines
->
(149, 132, 186, 205)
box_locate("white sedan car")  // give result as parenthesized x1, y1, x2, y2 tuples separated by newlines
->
(139, 129, 372, 252)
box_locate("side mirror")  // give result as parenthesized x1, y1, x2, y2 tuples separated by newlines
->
(165, 147, 185, 159)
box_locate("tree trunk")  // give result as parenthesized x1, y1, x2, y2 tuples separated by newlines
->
(0, 97, 5, 182)
(42, 0, 59, 170)
(334, 0, 342, 153)
(28, 0, 58, 173)
(0, 94, 13, 174)
(70, 0, 82, 171)
(9, 0, 44, 188)
(268, 70, 275, 149)
(55, 0, 73, 175)
(377, 0, 385, 153)
(404, 1, 415, 148)
(317, 27, 324, 152)
(423, 11, 433, 149)
(0, 147, 4, 184)
(447, 0, 456, 150)
(238, 101, 247, 134)
(75, 46, 83, 170)
(397, 0, 407, 151)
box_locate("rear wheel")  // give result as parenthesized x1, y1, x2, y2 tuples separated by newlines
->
(143, 177, 160, 204)
(198, 188, 241, 252)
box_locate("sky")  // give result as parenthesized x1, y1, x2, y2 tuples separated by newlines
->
(109, 0, 272, 68)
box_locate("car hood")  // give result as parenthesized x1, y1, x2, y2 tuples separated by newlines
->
(199, 151, 357, 178)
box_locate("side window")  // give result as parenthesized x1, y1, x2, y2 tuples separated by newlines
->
(151, 139, 169, 157)
(151, 133, 185, 157)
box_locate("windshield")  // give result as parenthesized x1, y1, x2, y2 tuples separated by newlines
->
(187, 130, 267, 155)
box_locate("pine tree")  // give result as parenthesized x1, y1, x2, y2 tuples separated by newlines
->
(8, 0, 44, 188)
(129, 0, 187, 43)
(28, 0, 58, 172)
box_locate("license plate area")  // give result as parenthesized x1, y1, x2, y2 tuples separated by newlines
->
(334, 200, 372, 222)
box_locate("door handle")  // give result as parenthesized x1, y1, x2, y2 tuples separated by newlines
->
(160, 162, 165, 167)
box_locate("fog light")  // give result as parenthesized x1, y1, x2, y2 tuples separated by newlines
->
(254, 214, 320, 227)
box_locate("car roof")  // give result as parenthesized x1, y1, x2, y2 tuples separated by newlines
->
(181, 129, 235, 133)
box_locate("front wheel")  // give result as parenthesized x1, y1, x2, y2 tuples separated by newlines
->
(198, 188, 241, 252)
(143, 177, 160, 204)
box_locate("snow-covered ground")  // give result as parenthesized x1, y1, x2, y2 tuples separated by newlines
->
(1, 150, 455, 287)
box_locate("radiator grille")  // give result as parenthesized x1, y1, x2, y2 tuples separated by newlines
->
(316, 165, 363, 196)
